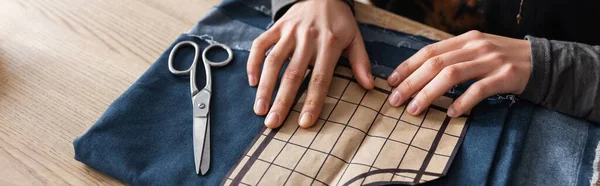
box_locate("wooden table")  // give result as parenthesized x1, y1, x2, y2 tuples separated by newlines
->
(0, 0, 457, 185)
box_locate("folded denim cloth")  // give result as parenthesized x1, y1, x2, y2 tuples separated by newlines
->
(73, 0, 600, 185)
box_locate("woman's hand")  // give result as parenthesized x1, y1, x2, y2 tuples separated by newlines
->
(387, 31, 532, 117)
(248, 0, 374, 129)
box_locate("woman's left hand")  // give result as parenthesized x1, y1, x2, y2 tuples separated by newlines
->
(387, 30, 532, 117)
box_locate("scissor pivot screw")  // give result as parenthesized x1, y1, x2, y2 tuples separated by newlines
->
(198, 103, 206, 109)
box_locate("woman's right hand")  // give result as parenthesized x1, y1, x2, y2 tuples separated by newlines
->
(247, 0, 374, 129)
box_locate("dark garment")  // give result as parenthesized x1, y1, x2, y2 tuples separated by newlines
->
(271, 0, 600, 123)
(270, 0, 354, 20)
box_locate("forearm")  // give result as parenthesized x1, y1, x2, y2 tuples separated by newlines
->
(271, 0, 354, 21)
(520, 36, 600, 123)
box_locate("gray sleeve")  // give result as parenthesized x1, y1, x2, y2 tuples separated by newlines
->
(519, 35, 600, 123)
(270, 0, 355, 21)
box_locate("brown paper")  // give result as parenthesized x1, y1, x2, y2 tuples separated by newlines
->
(224, 66, 469, 186)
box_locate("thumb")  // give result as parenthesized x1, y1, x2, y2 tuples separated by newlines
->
(345, 34, 374, 90)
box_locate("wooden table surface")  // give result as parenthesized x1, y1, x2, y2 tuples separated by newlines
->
(0, 0, 479, 185)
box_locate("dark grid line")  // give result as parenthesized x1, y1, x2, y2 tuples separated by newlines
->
(334, 71, 472, 117)
(231, 126, 278, 185)
(444, 132, 460, 138)
(415, 116, 451, 182)
(333, 73, 392, 95)
(339, 168, 445, 185)
(244, 154, 411, 176)
(261, 113, 453, 158)
(318, 120, 428, 151)
(252, 158, 329, 185)
(230, 69, 469, 186)
(335, 90, 390, 185)
(256, 122, 301, 185)
(310, 79, 369, 186)
(282, 71, 352, 186)
(336, 98, 382, 112)
(389, 107, 430, 183)
(393, 174, 416, 180)
(399, 119, 423, 128)
(360, 92, 408, 185)
(266, 123, 425, 151)
(442, 114, 471, 175)
(255, 71, 318, 185)
(327, 83, 471, 120)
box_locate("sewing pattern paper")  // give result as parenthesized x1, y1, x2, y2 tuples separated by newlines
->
(223, 66, 469, 186)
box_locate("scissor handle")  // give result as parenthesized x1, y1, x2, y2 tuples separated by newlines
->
(202, 43, 233, 67)
(168, 41, 200, 75)
(167, 41, 233, 74)
(168, 41, 233, 94)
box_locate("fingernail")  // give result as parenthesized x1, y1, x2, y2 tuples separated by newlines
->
(368, 72, 374, 80)
(299, 113, 313, 127)
(388, 71, 400, 85)
(447, 107, 456, 117)
(265, 112, 280, 127)
(248, 76, 257, 86)
(408, 100, 419, 114)
(389, 91, 402, 106)
(255, 98, 267, 114)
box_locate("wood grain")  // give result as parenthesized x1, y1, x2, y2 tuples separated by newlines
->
(1, 0, 595, 185)
(0, 0, 220, 185)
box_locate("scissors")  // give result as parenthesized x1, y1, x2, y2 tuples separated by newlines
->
(167, 40, 233, 175)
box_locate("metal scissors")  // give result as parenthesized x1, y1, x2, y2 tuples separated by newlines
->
(167, 40, 233, 175)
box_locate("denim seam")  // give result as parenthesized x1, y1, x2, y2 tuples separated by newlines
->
(574, 125, 589, 186)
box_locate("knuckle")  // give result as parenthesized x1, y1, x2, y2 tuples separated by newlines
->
(399, 63, 411, 74)
(466, 30, 484, 39)
(421, 45, 436, 58)
(274, 98, 292, 109)
(402, 79, 414, 91)
(303, 99, 319, 109)
(323, 31, 339, 46)
(476, 40, 495, 53)
(442, 66, 460, 80)
(265, 52, 285, 65)
(251, 38, 267, 51)
(282, 69, 304, 82)
(257, 83, 271, 91)
(305, 26, 318, 37)
(311, 74, 330, 87)
(420, 89, 432, 102)
(426, 56, 444, 71)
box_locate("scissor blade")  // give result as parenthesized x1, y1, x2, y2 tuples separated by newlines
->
(193, 117, 209, 175)
(201, 117, 210, 175)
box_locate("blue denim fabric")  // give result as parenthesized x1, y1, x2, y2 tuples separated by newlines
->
(73, 0, 600, 185)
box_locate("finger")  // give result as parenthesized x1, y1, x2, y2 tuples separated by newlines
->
(346, 34, 374, 90)
(247, 27, 281, 86)
(406, 60, 493, 115)
(388, 48, 476, 107)
(264, 38, 313, 128)
(299, 42, 343, 128)
(254, 36, 295, 116)
(447, 75, 504, 117)
(387, 31, 477, 86)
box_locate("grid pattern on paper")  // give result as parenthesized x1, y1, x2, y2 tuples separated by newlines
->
(223, 66, 469, 186)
